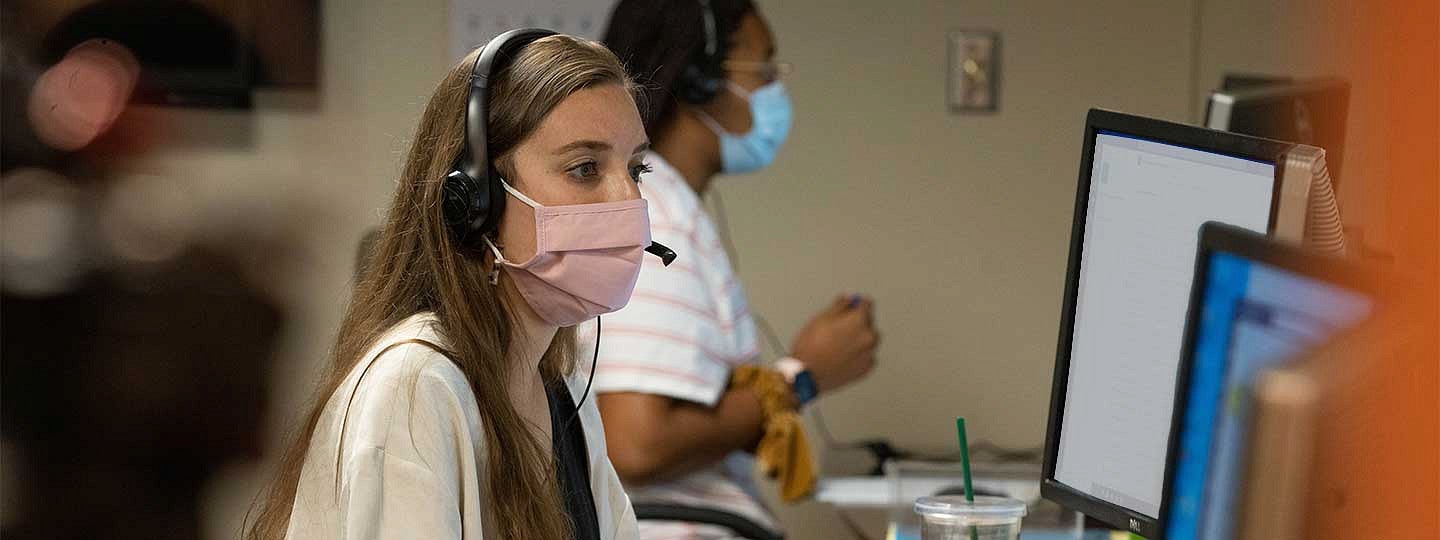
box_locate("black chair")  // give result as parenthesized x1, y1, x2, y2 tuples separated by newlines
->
(633, 503, 784, 540)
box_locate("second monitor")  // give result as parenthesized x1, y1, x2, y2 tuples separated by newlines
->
(1161, 222, 1375, 540)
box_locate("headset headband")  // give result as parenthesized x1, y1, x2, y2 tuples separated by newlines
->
(698, 0, 717, 58)
(463, 28, 558, 188)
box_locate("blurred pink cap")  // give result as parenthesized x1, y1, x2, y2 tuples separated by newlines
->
(27, 38, 140, 151)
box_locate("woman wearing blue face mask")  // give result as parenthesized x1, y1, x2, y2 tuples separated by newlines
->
(592, 1, 881, 538)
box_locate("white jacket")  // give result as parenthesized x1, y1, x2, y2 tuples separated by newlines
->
(285, 313, 638, 539)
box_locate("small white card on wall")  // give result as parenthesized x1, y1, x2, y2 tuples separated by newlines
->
(449, 0, 619, 61)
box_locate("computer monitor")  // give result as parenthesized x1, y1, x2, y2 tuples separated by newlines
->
(1041, 109, 1318, 537)
(1205, 78, 1350, 192)
(1160, 222, 1374, 540)
(1218, 74, 1293, 92)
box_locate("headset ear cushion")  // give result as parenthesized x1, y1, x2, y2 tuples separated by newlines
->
(442, 169, 477, 230)
(679, 64, 722, 104)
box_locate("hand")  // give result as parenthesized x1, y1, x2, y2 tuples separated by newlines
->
(790, 294, 880, 393)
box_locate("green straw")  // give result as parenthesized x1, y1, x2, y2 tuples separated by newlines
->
(957, 417, 978, 540)
(956, 417, 975, 502)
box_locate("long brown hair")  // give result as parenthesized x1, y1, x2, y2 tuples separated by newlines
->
(246, 35, 638, 540)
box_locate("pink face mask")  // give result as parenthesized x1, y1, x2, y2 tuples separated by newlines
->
(483, 179, 650, 327)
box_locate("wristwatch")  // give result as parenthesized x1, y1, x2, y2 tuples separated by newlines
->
(775, 357, 819, 407)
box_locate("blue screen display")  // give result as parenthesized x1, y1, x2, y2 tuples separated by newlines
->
(1164, 252, 1372, 540)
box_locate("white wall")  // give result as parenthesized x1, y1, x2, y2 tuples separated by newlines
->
(141, 1, 1280, 538)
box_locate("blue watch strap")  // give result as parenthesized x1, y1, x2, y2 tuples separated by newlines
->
(792, 370, 819, 406)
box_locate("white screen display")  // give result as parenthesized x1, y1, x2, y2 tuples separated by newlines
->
(1052, 132, 1275, 518)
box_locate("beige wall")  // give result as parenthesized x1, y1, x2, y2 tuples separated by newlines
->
(740, 0, 1196, 457)
(737, 1, 1199, 535)
(136, 0, 1324, 538)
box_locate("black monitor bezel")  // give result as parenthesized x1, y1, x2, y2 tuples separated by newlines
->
(1206, 78, 1352, 192)
(1155, 221, 1377, 539)
(1040, 108, 1295, 537)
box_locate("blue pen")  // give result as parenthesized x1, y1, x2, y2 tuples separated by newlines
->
(846, 294, 862, 308)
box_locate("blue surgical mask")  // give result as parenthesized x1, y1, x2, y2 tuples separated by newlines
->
(696, 80, 793, 174)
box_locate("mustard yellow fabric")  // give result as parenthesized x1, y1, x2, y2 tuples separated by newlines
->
(730, 365, 816, 502)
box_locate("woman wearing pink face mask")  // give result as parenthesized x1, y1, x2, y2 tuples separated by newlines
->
(246, 33, 653, 540)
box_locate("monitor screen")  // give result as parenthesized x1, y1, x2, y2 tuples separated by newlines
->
(1164, 251, 1373, 540)
(1052, 131, 1276, 519)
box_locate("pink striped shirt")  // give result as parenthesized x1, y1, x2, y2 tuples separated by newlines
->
(578, 152, 776, 539)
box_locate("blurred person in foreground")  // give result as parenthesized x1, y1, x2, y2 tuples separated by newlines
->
(1, 249, 284, 540)
(1, 13, 286, 539)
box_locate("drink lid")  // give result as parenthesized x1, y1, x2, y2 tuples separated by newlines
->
(914, 495, 1028, 519)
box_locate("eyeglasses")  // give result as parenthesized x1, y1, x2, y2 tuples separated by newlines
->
(722, 60, 794, 82)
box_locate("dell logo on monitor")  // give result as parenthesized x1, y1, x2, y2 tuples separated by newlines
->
(1129, 518, 1141, 531)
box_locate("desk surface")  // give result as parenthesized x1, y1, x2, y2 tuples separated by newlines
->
(816, 474, 1043, 508)
(815, 464, 1098, 539)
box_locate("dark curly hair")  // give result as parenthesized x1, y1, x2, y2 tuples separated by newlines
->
(603, 0, 756, 136)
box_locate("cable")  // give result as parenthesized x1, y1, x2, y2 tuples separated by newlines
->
(968, 441, 1043, 462)
(835, 508, 876, 540)
(708, 189, 742, 272)
(709, 187, 866, 452)
(715, 186, 874, 454)
(808, 396, 847, 449)
(564, 316, 600, 432)
(753, 313, 853, 449)
(577, 315, 599, 410)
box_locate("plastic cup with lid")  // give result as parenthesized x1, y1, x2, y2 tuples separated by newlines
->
(913, 495, 1027, 540)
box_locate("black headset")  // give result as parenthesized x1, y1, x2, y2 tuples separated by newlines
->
(442, 28, 558, 248)
(439, 29, 676, 427)
(676, 0, 726, 104)
(444, 28, 679, 265)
